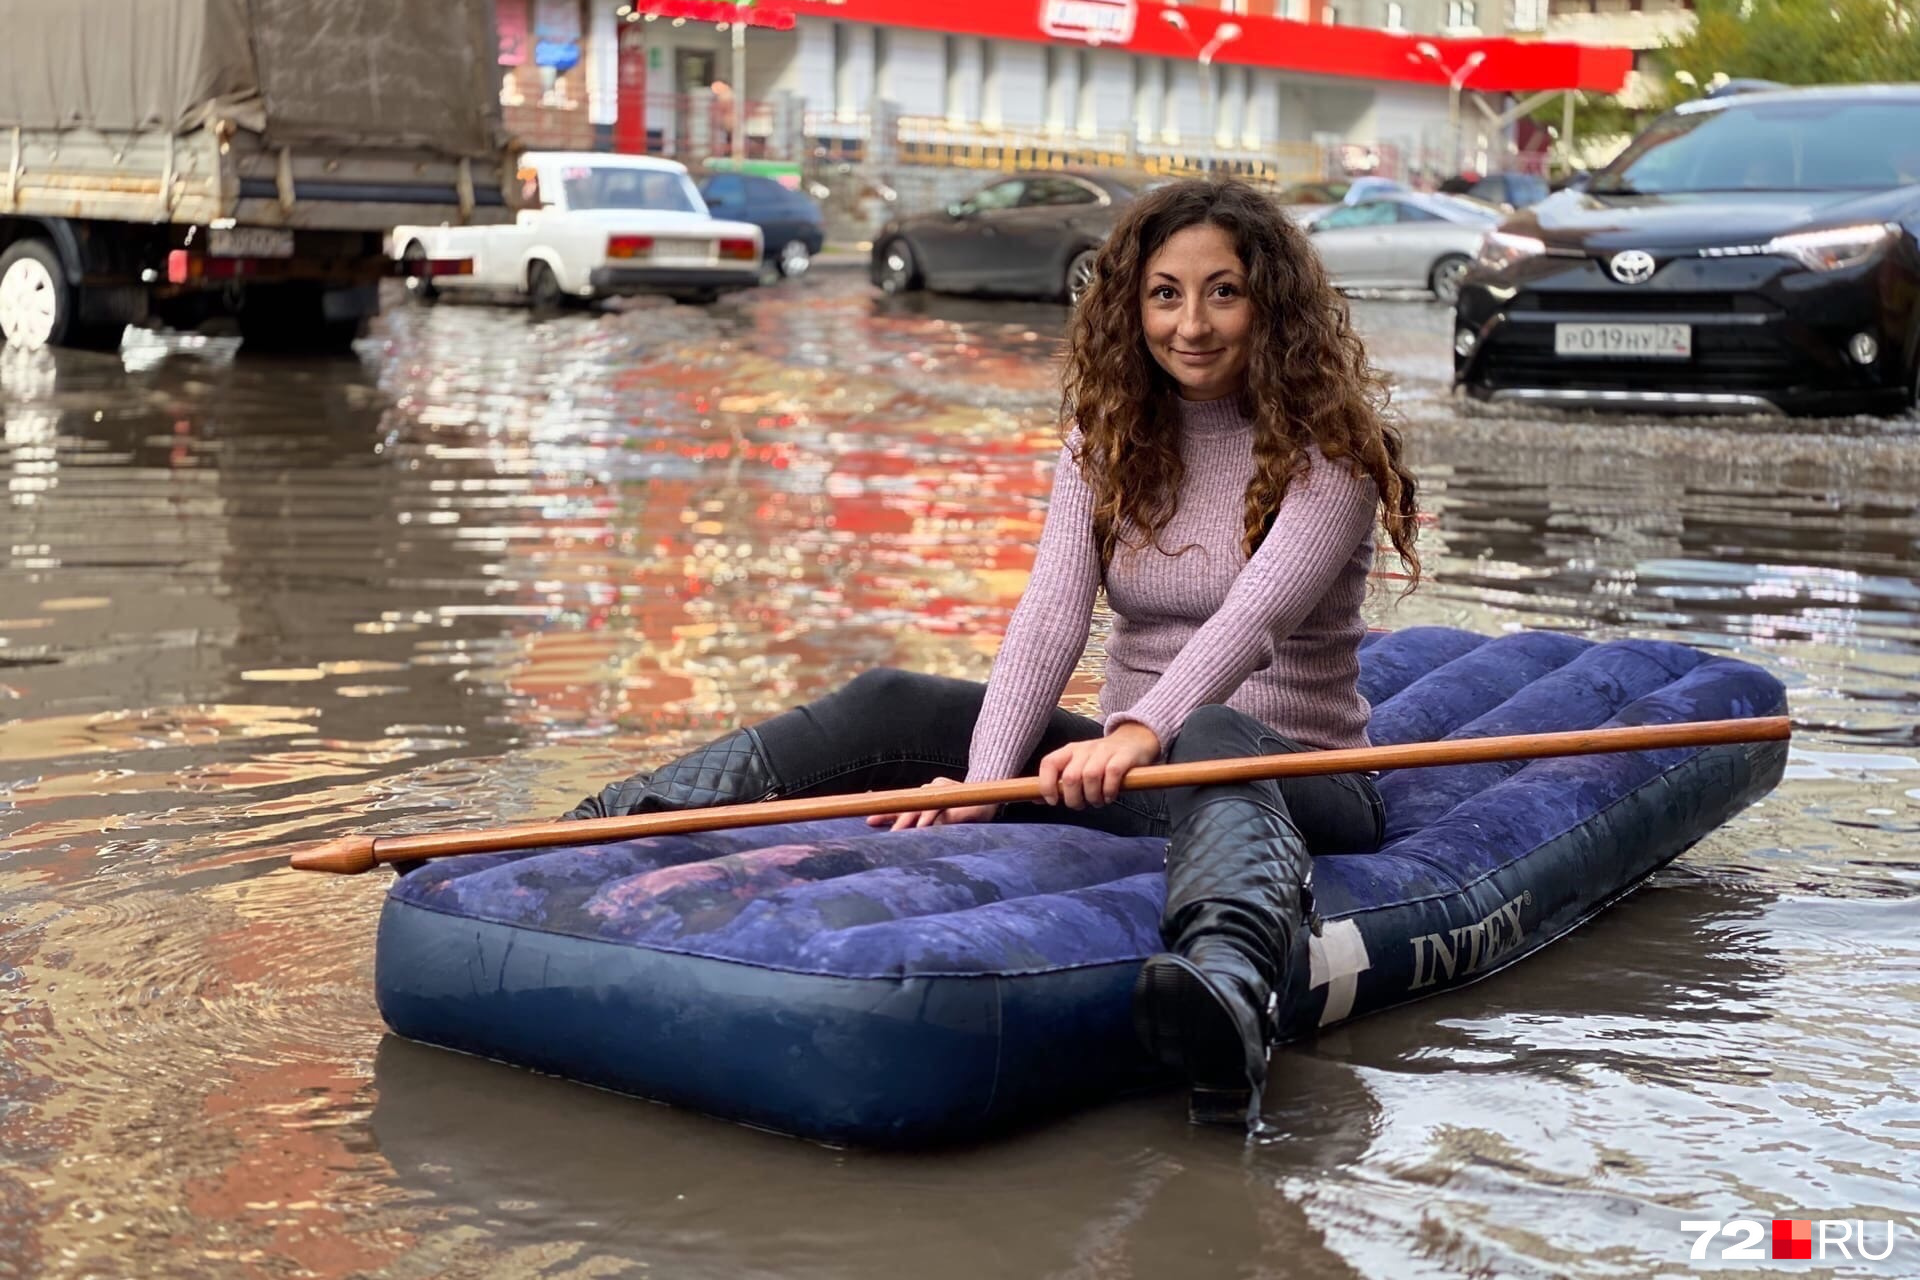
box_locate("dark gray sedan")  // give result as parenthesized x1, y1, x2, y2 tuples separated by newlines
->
(870, 171, 1141, 304)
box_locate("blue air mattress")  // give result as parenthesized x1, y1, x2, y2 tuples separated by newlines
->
(376, 628, 1787, 1146)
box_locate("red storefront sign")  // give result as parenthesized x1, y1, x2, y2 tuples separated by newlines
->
(782, 0, 1630, 93)
(630, 0, 796, 29)
(1038, 0, 1137, 46)
(498, 0, 530, 66)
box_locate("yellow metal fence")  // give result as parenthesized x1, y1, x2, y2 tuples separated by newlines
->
(805, 112, 1339, 187)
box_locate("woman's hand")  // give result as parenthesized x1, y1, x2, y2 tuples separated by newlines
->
(1038, 723, 1162, 809)
(867, 777, 1001, 832)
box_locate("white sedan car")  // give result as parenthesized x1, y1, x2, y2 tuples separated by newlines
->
(1304, 192, 1500, 303)
(393, 152, 762, 306)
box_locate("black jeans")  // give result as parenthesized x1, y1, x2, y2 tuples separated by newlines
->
(751, 669, 1385, 857)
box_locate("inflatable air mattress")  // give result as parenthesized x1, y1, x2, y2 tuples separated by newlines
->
(375, 627, 1787, 1145)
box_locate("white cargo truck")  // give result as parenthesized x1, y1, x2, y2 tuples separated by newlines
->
(0, 0, 517, 352)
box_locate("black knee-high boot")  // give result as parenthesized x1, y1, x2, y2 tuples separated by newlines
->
(1131, 790, 1313, 1128)
(562, 727, 781, 819)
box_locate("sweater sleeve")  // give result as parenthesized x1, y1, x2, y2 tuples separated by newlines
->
(963, 437, 1102, 783)
(1104, 452, 1377, 752)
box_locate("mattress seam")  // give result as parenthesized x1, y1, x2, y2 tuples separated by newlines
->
(1323, 731, 1778, 921)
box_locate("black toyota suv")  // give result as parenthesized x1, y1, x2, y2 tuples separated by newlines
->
(1454, 84, 1920, 416)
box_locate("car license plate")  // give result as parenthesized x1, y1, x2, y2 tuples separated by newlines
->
(208, 227, 295, 259)
(650, 239, 712, 265)
(1553, 322, 1691, 359)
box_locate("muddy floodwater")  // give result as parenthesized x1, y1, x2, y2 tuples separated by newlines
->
(3, 273, 1917, 1279)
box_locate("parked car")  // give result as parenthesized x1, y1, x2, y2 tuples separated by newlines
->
(870, 171, 1141, 304)
(1305, 192, 1500, 302)
(1273, 176, 1407, 223)
(1274, 179, 1351, 208)
(1438, 172, 1550, 210)
(1454, 84, 1920, 416)
(698, 173, 825, 280)
(393, 152, 761, 308)
(1343, 177, 1411, 204)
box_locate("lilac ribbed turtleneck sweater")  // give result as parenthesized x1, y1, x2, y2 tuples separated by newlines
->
(964, 395, 1378, 784)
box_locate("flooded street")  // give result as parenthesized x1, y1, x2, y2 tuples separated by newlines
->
(3, 272, 1917, 1278)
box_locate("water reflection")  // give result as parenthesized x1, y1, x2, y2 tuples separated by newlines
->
(0, 343, 540, 873)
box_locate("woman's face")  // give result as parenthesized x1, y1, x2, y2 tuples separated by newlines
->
(1139, 223, 1253, 402)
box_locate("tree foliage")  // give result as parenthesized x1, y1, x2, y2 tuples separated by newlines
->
(1661, 0, 1920, 99)
(1533, 0, 1920, 169)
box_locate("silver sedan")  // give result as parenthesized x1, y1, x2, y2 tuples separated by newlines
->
(1304, 193, 1500, 303)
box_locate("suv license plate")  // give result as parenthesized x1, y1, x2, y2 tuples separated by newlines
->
(1554, 322, 1691, 359)
(209, 227, 295, 259)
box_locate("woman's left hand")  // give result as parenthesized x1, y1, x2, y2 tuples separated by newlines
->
(867, 777, 1001, 831)
(1038, 723, 1162, 809)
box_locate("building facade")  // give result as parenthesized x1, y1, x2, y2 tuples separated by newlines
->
(497, 0, 1630, 185)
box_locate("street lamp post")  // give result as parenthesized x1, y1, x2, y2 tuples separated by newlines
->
(730, 17, 746, 164)
(1410, 42, 1485, 175)
(1161, 7, 1242, 174)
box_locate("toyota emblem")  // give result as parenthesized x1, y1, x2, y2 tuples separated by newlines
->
(1609, 250, 1657, 285)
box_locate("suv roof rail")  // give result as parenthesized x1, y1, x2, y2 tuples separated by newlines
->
(1706, 78, 1790, 98)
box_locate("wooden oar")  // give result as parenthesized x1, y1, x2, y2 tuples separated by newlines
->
(288, 715, 1788, 875)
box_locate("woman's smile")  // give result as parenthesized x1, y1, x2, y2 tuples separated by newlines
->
(1140, 224, 1253, 400)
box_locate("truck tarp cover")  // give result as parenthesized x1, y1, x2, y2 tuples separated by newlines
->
(0, 0, 502, 156)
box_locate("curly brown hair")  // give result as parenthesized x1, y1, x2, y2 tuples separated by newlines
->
(1062, 179, 1420, 587)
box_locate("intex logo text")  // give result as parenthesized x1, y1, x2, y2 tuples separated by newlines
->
(1682, 1218, 1899, 1262)
(1408, 891, 1531, 990)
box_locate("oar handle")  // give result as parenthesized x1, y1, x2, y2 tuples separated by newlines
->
(289, 715, 1789, 874)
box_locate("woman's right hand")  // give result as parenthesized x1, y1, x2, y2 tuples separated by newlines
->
(867, 776, 1001, 832)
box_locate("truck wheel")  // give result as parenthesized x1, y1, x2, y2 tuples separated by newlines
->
(527, 260, 564, 311)
(403, 240, 439, 304)
(0, 239, 121, 352)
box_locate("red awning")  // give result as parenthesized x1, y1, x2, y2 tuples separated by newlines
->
(633, 0, 796, 31)
(782, 0, 1630, 94)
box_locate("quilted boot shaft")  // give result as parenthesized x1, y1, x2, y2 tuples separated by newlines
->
(1161, 791, 1314, 1006)
(563, 728, 780, 820)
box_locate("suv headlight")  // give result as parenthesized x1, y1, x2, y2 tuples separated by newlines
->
(1762, 223, 1898, 272)
(1476, 231, 1546, 273)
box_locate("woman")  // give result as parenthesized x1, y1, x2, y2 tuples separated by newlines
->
(565, 179, 1422, 1128)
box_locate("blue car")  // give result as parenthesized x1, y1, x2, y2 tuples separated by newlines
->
(697, 174, 826, 280)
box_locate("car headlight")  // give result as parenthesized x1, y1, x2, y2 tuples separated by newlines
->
(1476, 231, 1546, 273)
(1761, 223, 1898, 272)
